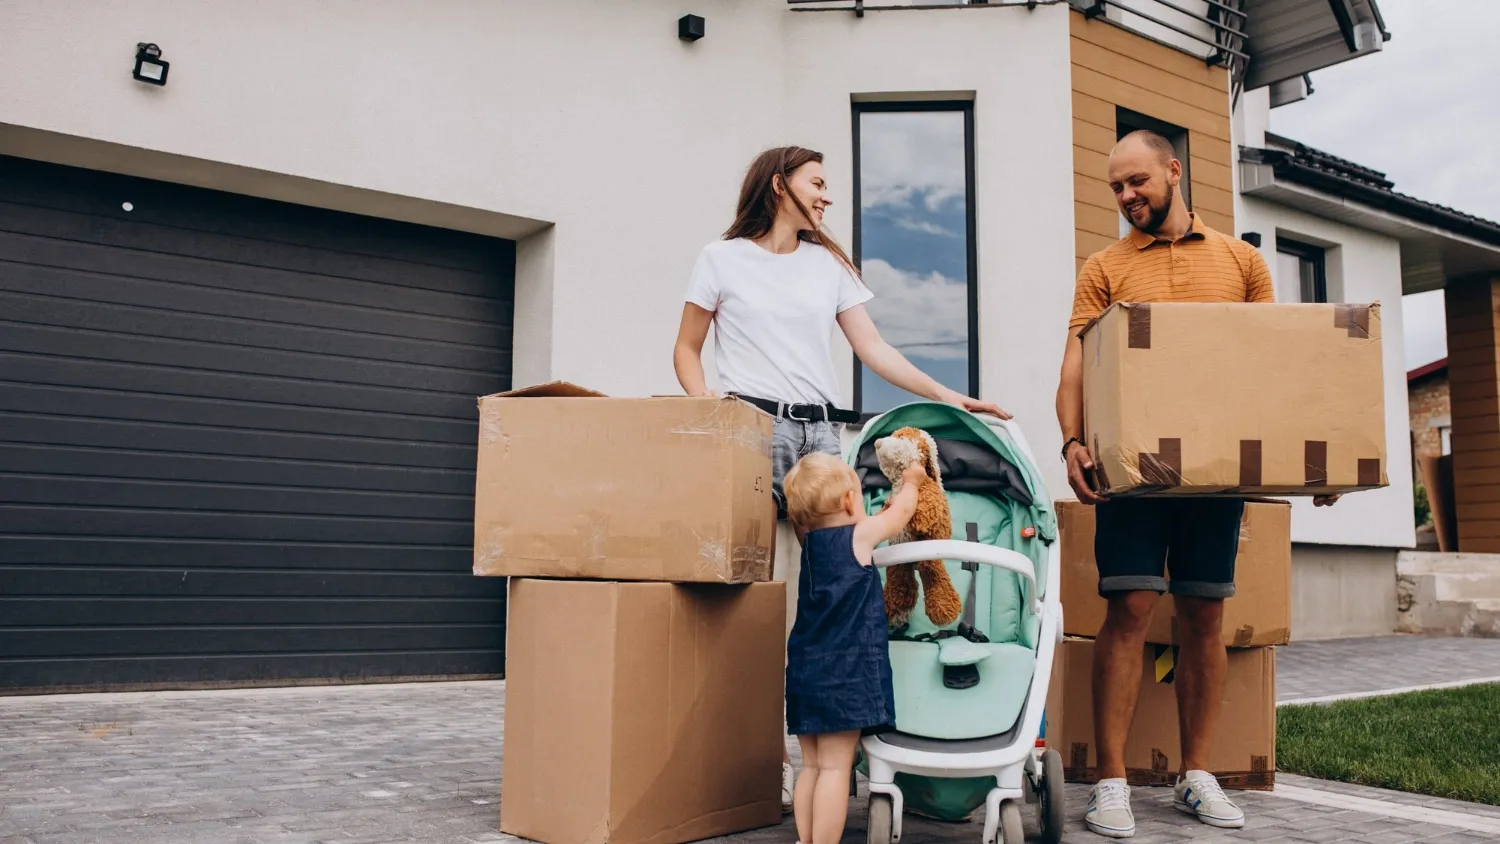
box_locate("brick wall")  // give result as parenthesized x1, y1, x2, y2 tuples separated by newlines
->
(1409, 372, 1450, 460)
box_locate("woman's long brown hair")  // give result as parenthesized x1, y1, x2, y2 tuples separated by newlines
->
(723, 146, 861, 280)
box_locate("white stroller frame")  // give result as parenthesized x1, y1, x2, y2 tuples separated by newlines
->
(855, 413, 1065, 844)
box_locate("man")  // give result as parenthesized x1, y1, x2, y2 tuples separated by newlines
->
(1056, 130, 1337, 839)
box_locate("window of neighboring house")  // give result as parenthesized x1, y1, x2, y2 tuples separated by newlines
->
(852, 101, 978, 416)
(1115, 107, 1192, 238)
(1440, 425, 1452, 456)
(1276, 237, 1328, 303)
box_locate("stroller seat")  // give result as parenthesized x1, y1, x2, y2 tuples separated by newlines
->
(889, 640, 1035, 741)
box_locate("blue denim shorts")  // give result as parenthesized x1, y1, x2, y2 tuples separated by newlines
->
(770, 417, 843, 520)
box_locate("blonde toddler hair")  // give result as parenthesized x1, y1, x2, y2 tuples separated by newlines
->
(783, 452, 860, 529)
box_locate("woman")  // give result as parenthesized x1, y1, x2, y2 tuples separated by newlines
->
(673, 145, 1008, 813)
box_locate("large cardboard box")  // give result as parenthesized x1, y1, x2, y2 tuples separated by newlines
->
(1044, 638, 1275, 790)
(1056, 499, 1292, 647)
(473, 382, 775, 583)
(501, 579, 786, 844)
(1080, 301, 1387, 497)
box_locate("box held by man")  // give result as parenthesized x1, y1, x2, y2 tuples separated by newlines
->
(501, 578, 786, 844)
(1080, 301, 1387, 497)
(472, 382, 775, 583)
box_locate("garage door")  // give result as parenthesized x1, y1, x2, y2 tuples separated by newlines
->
(0, 154, 514, 693)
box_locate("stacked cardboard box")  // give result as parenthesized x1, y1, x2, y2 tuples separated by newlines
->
(1048, 301, 1389, 791)
(1046, 499, 1287, 790)
(473, 382, 786, 844)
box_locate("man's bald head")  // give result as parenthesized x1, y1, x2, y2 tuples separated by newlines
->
(1107, 129, 1183, 236)
(1113, 129, 1176, 165)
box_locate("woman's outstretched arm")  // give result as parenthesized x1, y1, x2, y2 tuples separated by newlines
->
(837, 305, 1010, 419)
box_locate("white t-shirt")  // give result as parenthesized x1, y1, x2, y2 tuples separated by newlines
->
(684, 237, 873, 406)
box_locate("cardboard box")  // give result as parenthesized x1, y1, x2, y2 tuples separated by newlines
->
(1044, 637, 1275, 790)
(1080, 301, 1387, 497)
(501, 578, 786, 844)
(1056, 499, 1292, 647)
(473, 382, 775, 583)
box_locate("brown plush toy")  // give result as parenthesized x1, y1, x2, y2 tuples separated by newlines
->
(874, 427, 962, 628)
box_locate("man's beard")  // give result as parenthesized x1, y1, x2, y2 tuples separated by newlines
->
(1132, 183, 1174, 234)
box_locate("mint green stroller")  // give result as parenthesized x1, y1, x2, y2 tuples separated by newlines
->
(845, 402, 1065, 844)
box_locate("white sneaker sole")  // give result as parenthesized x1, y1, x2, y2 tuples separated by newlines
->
(1084, 816, 1136, 838)
(1173, 799, 1245, 829)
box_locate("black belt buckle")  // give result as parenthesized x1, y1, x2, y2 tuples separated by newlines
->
(785, 403, 824, 423)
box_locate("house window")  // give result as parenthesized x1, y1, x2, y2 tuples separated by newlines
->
(852, 101, 978, 415)
(1440, 426, 1452, 456)
(1115, 107, 1191, 224)
(1276, 237, 1328, 303)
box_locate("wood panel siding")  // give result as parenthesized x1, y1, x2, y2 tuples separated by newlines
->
(1069, 9, 1235, 281)
(1445, 278, 1500, 552)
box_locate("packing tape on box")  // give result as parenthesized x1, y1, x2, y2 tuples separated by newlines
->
(473, 517, 772, 583)
(670, 399, 774, 457)
(478, 401, 509, 449)
(1062, 745, 1276, 790)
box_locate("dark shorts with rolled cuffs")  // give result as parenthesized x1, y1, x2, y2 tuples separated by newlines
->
(1094, 497, 1244, 599)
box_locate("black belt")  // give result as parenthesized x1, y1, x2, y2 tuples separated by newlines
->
(731, 394, 861, 425)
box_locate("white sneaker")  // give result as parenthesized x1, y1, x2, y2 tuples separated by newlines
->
(1084, 778, 1135, 838)
(781, 762, 795, 814)
(1174, 770, 1245, 829)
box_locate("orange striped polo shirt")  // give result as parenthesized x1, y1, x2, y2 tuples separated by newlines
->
(1069, 213, 1275, 330)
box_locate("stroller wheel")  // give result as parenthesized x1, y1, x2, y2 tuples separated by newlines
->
(999, 800, 1024, 844)
(867, 794, 894, 844)
(1039, 748, 1065, 844)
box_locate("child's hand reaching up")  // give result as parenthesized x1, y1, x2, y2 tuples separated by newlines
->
(854, 459, 932, 564)
(901, 462, 928, 490)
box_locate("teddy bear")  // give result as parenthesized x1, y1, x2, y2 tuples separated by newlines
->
(873, 426, 963, 628)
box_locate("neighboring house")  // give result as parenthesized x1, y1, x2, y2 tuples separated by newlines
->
(0, 0, 1399, 693)
(1409, 359, 1451, 462)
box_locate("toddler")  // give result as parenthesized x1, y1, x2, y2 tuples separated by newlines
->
(781, 451, 927, 844)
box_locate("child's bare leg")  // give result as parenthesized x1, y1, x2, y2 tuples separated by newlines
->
(793, 734, 819, 844)
(811, 731, 860, 844)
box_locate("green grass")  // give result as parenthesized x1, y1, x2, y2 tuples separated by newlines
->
(1277, 683, 1500, 806)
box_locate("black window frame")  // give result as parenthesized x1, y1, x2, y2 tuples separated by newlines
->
(850, 99, 980, 419)
(1276, 236, 1328, 303)
(1115, 106, 1192, 212)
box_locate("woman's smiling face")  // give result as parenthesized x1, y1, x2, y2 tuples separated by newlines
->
(780, 160, 832, 230)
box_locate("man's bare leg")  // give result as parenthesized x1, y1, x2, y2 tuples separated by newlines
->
(1171, 596, 1226, 774)
(1092, 591, 1156, 779)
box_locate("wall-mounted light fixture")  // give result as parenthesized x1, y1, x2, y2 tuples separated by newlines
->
(133, 43, 169, 85)
(1241, 232, 1262, 248)
(678, 14, 705, 42)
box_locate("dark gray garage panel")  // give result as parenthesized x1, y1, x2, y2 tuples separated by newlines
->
(0, 154, 514, 693)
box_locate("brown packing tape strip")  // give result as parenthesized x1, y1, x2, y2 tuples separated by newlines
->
(1305, 441, 1328, 486)
(1092, 434, 1113, 492)
(1128, 303, 1152, 349)
(1070, 743, 1089, 773)
(1335, 304, 1372, 338)
(1139, 438, 1182, 486)
(1239, 440, 1262, 487)
(1359, 458, 1383, 486)
(1151, 749, 1169, 773)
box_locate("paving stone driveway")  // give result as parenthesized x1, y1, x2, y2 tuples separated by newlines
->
(2, 636, 1497, 844)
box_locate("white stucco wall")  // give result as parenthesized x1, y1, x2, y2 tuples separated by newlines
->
(0, 0, 1078, 495)
(1239, 196, 1416, 549)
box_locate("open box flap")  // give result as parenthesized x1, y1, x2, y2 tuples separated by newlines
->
(486, 381, 608, 399)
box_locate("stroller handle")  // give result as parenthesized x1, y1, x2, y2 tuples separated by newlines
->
(870, 540, 1038, 612)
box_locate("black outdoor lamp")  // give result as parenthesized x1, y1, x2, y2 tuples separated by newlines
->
(133, 43, 169, 85)
(678, 14, 705, 41)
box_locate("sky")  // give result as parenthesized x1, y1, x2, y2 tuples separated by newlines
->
(1268, 0, 1500, 371)
(856, 109, 973, 413)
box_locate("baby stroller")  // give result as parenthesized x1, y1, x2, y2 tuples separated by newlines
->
(844, 402, 1064, 844)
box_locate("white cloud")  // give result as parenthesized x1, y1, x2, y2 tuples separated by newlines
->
(862, 259, 969, 360)
(894, 217, 959, 238)
(859, 110, 967, 212)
